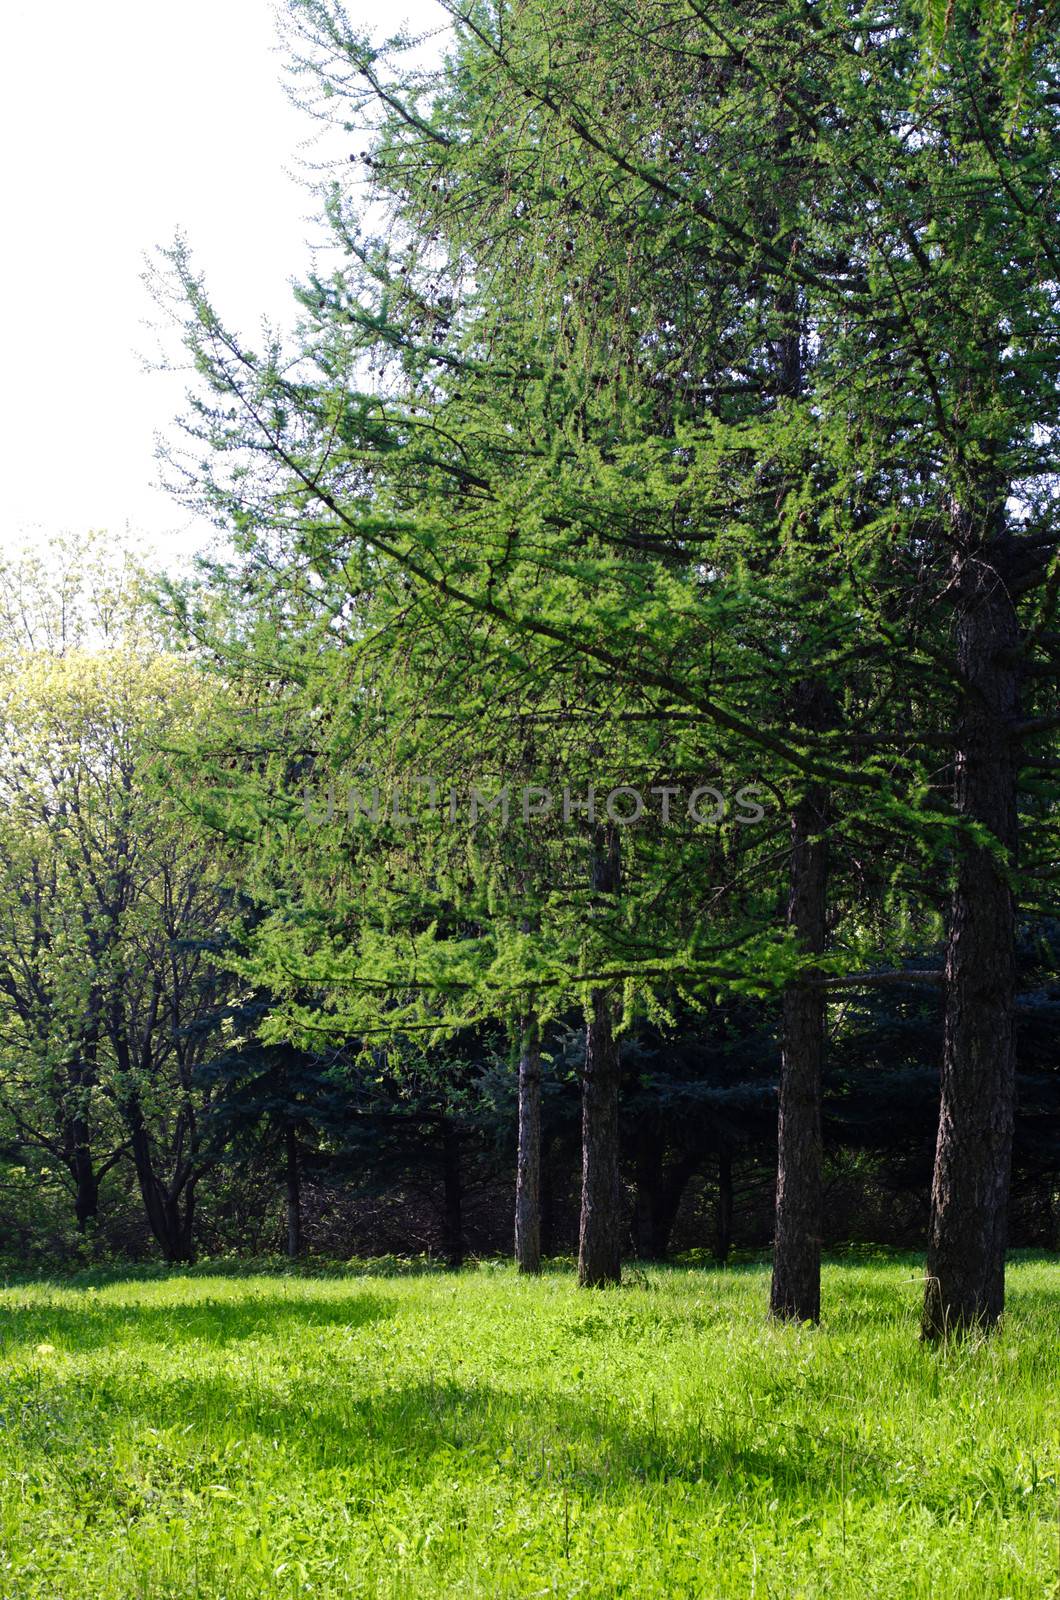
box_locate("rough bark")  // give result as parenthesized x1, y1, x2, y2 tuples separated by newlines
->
(770, 782, 829, 1324)
(285, 1123, 303, 1260)
(514, 1021, 542, 1274)
(923, 538, 1019, 1338)
(766, 269, 831, 1323)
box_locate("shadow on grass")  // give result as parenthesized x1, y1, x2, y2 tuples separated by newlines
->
(0, 1255, 462, 1292)
(0, 1287, 396, 1356)
(19, 1358, 892, 1511)
(1, 1259, 1055, 1524)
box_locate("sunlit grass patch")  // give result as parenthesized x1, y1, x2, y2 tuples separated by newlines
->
(0, 1257, 1055, 1598)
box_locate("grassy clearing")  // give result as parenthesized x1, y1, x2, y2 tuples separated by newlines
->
(0, 1256, 1055, 1599)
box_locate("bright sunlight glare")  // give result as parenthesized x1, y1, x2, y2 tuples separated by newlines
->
(0, 0, 443, 567)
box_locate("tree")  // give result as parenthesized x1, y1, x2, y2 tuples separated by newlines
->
(160, 0, 1059, 1329)
(201, 988, 356, 1260)
(0, 638, 240, 1261)
(514, 1017, 543, 1273)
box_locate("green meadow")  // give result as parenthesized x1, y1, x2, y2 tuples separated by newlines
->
(0, 1258, 1055, 1599)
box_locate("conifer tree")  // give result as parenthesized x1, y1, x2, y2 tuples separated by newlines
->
(161, 0, 1059, 1328)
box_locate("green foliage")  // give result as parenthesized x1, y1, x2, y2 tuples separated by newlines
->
(157, 0, 1058, 1055)
(0, 550, 248, 1256)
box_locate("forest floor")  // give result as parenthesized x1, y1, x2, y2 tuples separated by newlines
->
(0, 1255, 1055, 1598)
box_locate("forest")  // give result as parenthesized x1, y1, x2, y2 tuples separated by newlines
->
(0, 1, 1057, 1595)
(1, 537, 1056, 1286)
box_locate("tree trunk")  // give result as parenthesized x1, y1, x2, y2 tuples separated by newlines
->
(766, 271, 830, 1323)
(579, 987, 623, 1286)
(157, 1190, 196, 1264)
(923, 539, 1019, 1339)
(441, 1118, 464, 1269)
(68, 1026, 101, 1232)
(715, 1147, 734, 1265)
(147, 1186, 196, 1265)
(171, 1185, 196, 1264)
(126, 1101, 196, 1263)
(651, 1167, 693, 1260)
(514, 1021, 542, 1274)
(770, 782, 828, 1323)
(285, 1124, 303, 1260)
(579, 825, 623, 1288)
(71, 1121, 99, 1231)
(633, 1135, 696, 1260)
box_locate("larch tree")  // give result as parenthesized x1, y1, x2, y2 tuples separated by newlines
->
(159, 0, 1058, 1328)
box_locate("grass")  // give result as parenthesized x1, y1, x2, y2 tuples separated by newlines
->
(0, 1256, 1056, 1599)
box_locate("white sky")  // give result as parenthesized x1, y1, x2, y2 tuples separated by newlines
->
(1, 0, 444, 571)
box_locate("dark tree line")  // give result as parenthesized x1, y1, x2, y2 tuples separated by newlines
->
(7, 951, 1056, 1270)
